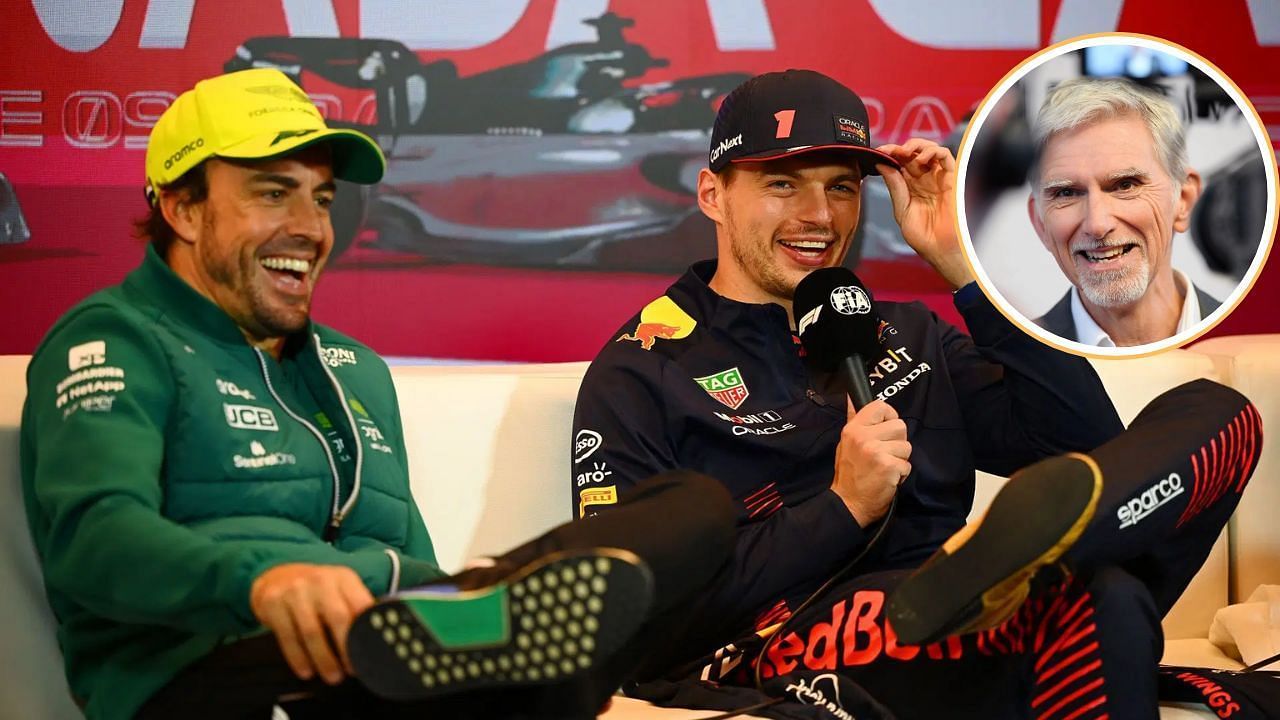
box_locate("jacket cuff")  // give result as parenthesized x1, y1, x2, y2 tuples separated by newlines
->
(952, 280, 984, 306)
(953, 282, 1019, 346)
(233, 554, 290, 630)
(397, 556, 447, 590)
(798, 490, 868, 561)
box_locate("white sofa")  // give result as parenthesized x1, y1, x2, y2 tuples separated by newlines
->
(3, 340, 1277, 719)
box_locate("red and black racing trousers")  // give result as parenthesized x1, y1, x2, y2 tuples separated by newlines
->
(686, 378, 1262, 720)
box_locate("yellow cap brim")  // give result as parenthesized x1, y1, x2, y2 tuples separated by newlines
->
(217, 127, 386, 185)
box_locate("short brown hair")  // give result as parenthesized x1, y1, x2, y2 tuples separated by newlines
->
(133, 161, 209, 258)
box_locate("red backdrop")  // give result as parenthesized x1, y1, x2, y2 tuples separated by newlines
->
(1, 0, 1277, 360)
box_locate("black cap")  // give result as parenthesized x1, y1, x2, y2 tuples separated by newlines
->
(709, 69, 899, 176)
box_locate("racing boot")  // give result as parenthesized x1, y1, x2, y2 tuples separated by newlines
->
(886, 452, 1103, 646)
(348, 548, 653, 701)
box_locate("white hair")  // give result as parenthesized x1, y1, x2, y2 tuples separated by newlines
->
(1030, 77, 1188, 187)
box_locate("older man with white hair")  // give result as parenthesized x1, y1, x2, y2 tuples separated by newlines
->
(1028, 77, 1220, 347)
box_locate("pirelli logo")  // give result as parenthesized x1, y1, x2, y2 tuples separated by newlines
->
(578, 485, 618, 519)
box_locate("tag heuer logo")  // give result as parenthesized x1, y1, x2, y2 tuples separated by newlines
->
(694, 367, 749, 410)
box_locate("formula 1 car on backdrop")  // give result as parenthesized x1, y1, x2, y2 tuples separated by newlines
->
(226, 14, 752, 270)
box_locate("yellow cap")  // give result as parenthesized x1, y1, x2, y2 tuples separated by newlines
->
(144, 68, 385, 203)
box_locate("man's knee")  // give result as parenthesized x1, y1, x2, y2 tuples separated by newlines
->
(1144, 378, 1254, 425)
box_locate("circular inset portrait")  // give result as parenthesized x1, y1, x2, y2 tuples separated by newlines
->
(958, 33, 1276, 357)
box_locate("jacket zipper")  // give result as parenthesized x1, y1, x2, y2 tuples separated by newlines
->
(312, 334, 365, 540)
(254, 348, 345, 542)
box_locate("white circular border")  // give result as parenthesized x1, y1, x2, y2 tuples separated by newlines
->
(956, 32, 1278, 359)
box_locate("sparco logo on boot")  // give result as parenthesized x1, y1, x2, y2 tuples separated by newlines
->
(1117, 472, 1184, 529)
(164, 137, 204, 169)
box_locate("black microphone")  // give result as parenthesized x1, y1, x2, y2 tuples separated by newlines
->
(794, 267, 881, 410)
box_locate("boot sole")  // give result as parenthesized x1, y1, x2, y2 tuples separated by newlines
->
(348, 548, 653, 700)
(886, 452, 1102, 646)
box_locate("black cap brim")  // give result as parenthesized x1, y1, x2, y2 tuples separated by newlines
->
(729, 144, 900, 177)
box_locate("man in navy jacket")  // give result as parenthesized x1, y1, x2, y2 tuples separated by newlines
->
(574, 70, 1259, 719)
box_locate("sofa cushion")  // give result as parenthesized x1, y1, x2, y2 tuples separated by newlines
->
(392, 362, 589, 572)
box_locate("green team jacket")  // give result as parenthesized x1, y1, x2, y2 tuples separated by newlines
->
(20, 247, 444, 720)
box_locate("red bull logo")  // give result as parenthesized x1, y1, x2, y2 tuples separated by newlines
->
(618, 322, 681, 350)
(616, 296, 696, 351)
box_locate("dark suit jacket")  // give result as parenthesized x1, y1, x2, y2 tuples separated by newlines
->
(1034, 285, 1222, 342)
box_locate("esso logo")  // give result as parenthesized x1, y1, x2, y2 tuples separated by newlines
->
(574, 429, 602, 463)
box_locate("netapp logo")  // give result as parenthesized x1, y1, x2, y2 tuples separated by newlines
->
(164, 137, 204, 169)
(1117, 472, 1184, 529)
(710, 133, 743, 163)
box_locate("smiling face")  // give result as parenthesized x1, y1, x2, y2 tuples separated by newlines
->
(698, 152, 862, 307)
(1028, 113, 1199, 310)
(164, 145, 336, 345)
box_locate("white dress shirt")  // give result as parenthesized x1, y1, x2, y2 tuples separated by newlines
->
(1070, 269, 1202, 347)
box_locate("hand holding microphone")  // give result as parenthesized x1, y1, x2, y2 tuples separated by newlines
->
(796, 268, 910, 527)
(832, 398, 911, 526)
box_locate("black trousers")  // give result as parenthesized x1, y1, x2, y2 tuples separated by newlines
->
(668, 379, 1261, 720)
(136, 472, 738, 720)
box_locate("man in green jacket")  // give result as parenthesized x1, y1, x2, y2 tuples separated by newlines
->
(21, 68, 735, 720)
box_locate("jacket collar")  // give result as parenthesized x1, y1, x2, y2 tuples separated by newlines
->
(669, 260, 792, 334)
(124, 245, 316, 354)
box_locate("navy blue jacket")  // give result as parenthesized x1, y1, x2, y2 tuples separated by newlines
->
(572, 261, 1124, 621)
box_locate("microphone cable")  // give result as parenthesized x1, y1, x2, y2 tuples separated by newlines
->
(694, 493, 899, 720)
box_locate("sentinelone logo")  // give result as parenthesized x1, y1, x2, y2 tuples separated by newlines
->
(1118, 472, 1184, 529)
(234, 440, 297, 469)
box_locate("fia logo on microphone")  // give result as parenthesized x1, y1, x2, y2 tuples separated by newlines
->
(830, 286, 871, 315)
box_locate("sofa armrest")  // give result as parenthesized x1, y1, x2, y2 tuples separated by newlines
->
(1190, 336, 1280, 603)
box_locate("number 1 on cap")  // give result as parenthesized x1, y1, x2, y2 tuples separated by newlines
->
(774, 109, 795, 139)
